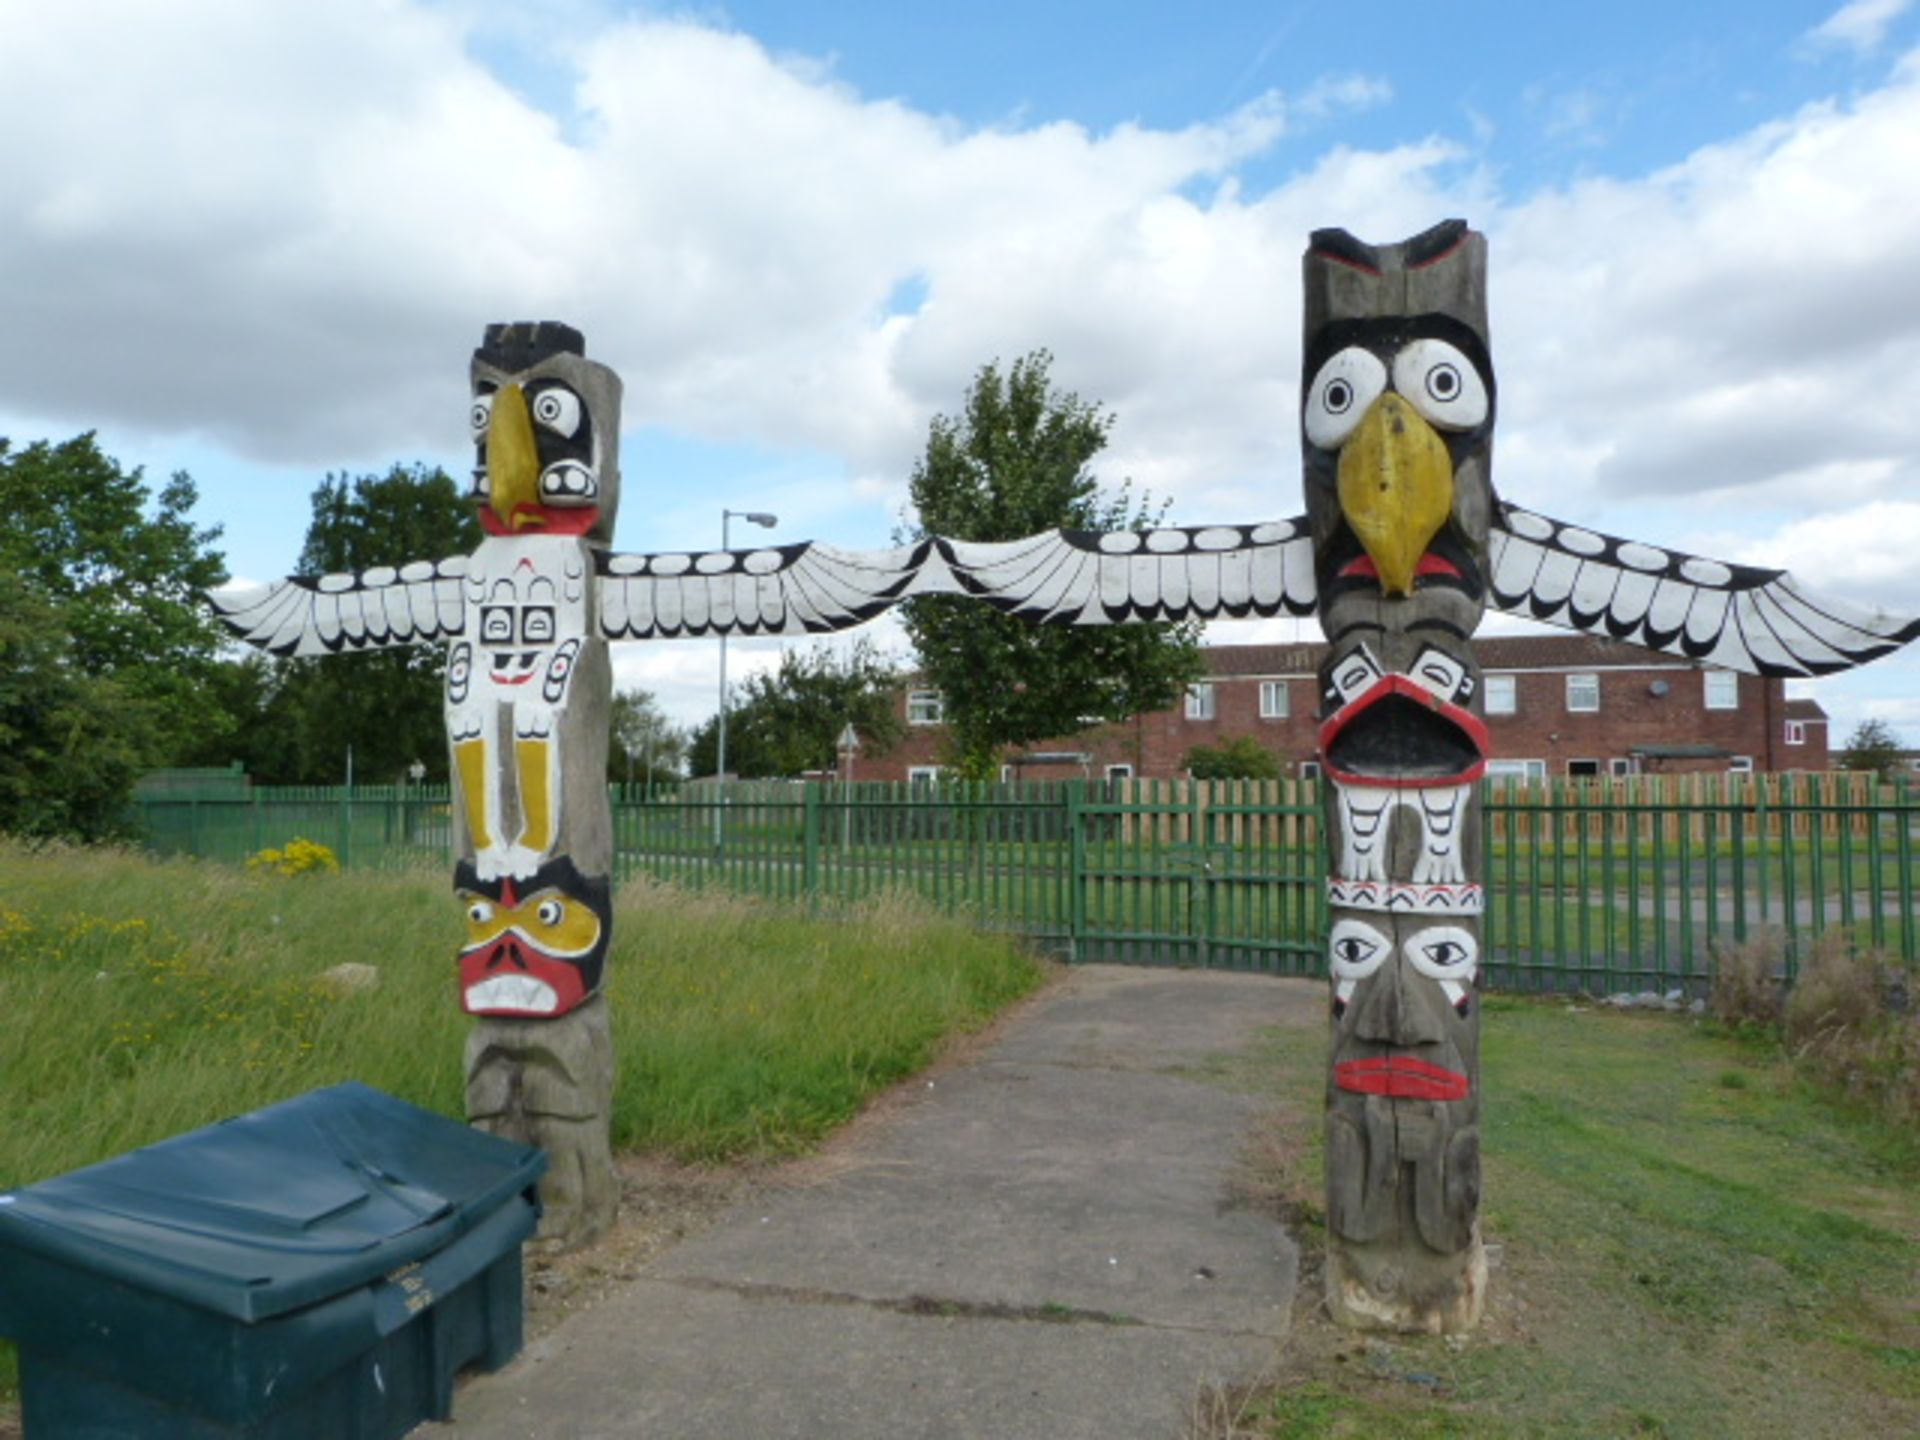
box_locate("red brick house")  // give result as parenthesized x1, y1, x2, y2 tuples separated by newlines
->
(855, 636, 1830, 782)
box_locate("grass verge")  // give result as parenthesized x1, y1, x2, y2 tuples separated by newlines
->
(1208, 993, 1920, 1440)
(0, 838, 1047, 1409)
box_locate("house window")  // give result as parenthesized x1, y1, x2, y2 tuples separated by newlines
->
(1566, 674, 1600, 713)
(1567, 759, 1600, 777)
(1487, 758, 1547, 784)
(1784, 720, 1806, 746)
(1704, 671, 1738, 710)
(1259, 680, 1290, 719)
(1484, 674, 1516, 715)
(1105, 763, 1133, 781)
(907, 765, 943, 785)
(1729, 756, 1754, 774)
(906, 689, 945, 725)
(1185, 683, 1216, 721)
(1298, 760, 1322, 779)
(1609, 757, 1637, 777)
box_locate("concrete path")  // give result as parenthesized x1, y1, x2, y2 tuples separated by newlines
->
(430, 965, 1306, 1440)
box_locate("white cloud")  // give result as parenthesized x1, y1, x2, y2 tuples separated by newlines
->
(1801, 0, 1914, 56)
(2, 3, 1918, 729)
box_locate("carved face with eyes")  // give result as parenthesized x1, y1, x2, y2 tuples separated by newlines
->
(454, 855, 611, 1017)
(469, 321, 624, 543)
(1301, 317, 1496, 647)
(1327, 915, 1479, 1102)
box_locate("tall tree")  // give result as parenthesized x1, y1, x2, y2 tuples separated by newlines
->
(262, 465, 481, 783)
(687, 640, 904, 778)
(0, 434, 229, 766)
(607, 688, 687, 785)
(897, 352, 1203, 778)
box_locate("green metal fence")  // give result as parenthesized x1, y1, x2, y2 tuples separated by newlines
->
(129, 772, 1918, 991)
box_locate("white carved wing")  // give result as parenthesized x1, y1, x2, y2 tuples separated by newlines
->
(1489, 504, 1920, 677)
(596, 540, 933, 639)
(207, 557, 468, 658)
(924, 519, 1317, 624)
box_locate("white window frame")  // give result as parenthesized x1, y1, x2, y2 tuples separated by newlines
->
(1566, 758, 1601, 777)
(1609, 757, 1637, 777)
(906, 689, 945, 725)
(1185, 683, 1216, 721)
(1784, 720, 1806, 746)
(1703, 671, 1738, 711)
(1298, 760, 1322, 779)
(1483, 674, 1517, 716)
(1487, 758, 1547, 785)
(1565, 673, 1600, 713)
(1105, 763, 1133, 781)
(907, 765, 944, 785)
(1729, 755, 1754, 774)
(1258, 680, 1289, 719)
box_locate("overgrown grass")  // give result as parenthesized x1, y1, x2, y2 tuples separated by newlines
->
(0, 839, 1045, 1407)
(1222, 994, 1920, 1439)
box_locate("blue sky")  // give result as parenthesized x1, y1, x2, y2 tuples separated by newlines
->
(2, 0, 1917, 739)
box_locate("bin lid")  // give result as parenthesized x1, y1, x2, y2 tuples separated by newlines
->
(0, 1082, 545, 1322)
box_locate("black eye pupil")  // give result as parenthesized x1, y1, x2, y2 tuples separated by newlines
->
(1326, 380, 1351, 412)
(1428, 366, 1459, 400)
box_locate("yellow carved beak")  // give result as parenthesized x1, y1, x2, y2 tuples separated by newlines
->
(485, 383, 544, 530)
(1335, 392, 1453, 597)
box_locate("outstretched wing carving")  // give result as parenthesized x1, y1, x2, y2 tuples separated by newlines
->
(1488, 504, 1920, 677)
(596, 539, 932, 639)
(207, 558, 468, 658)
(925, 520, 1318, 623)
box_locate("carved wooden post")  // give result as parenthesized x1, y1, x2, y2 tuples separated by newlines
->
(451, 322, 621, 1247)
(1302, 222, 1492, 1332)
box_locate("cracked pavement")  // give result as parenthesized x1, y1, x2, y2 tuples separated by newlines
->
(426, 965, 1306, 1439)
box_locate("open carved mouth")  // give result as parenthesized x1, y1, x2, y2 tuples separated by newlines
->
(1334, 1055, 1471, 1101)
(1320, 674, 1489, 788)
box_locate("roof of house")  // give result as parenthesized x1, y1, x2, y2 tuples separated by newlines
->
(1783, 698, 1830, 721)
(1199, 633, 1730, 677)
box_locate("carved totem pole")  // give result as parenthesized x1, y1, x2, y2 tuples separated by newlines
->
(1302, 221, 1492, 1331)
(211, 233, 1920, 1266)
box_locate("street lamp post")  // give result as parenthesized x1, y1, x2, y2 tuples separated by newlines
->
(715, 508, 778, 850)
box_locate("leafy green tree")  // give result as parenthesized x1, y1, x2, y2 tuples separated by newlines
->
(897, 352, 1203, 779)
(0, 434, 229, 765)
(259, 465, 480, 784)
(608, 688, 687, 785)
(1183, 735, 1282, 781)
(687, 640, 903, 778)
(0, 572, 155, 840)
(1837, 718, 1904, 780)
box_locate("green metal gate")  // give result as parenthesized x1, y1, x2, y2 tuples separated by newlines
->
(1068, 779, 1326, 973)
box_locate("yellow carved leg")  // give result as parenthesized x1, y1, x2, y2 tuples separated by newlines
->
(515, 736, 556, 856)
(455, 737, 494, 852)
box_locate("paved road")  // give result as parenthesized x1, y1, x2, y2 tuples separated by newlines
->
(429, 965, 1306, 1440)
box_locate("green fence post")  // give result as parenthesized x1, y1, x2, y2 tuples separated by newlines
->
(187, 796, 200, 858)
(802, 783, 821, 901)
(1067, 779, 1086, 963)
(339, 783, 353, 871)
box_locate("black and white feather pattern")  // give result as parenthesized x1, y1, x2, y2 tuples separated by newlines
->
(928, 520, 1317, 623)
(207, 558, 468, 658)
(595, 540, 932, 639)
(1488, 504, 1920, 677)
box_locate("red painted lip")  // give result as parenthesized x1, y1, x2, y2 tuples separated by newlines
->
(1337, 552, 1462, 583)
(478, 505, 600, 537)
(489, 669, 537, 686)
(1335, 1056, 1472, 1101)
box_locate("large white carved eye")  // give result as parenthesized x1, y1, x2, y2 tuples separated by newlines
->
(1391, 340, 1488, 432)
(1329, 917, 1391, 981)
(1405, 925, 1479, 982)
(530, 386, 582, 438)
(1304, 348, 1388, 451)
(470, 392, 495, 439)
(466, 900, 494, 926)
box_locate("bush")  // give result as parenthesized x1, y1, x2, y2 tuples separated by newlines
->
(1184, 735, 1282, 781)
(1708, 926, 1786, 1027)
(245, 838, 340, 878)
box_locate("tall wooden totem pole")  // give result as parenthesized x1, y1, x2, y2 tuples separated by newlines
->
(1303, 221, 1491, 1332)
